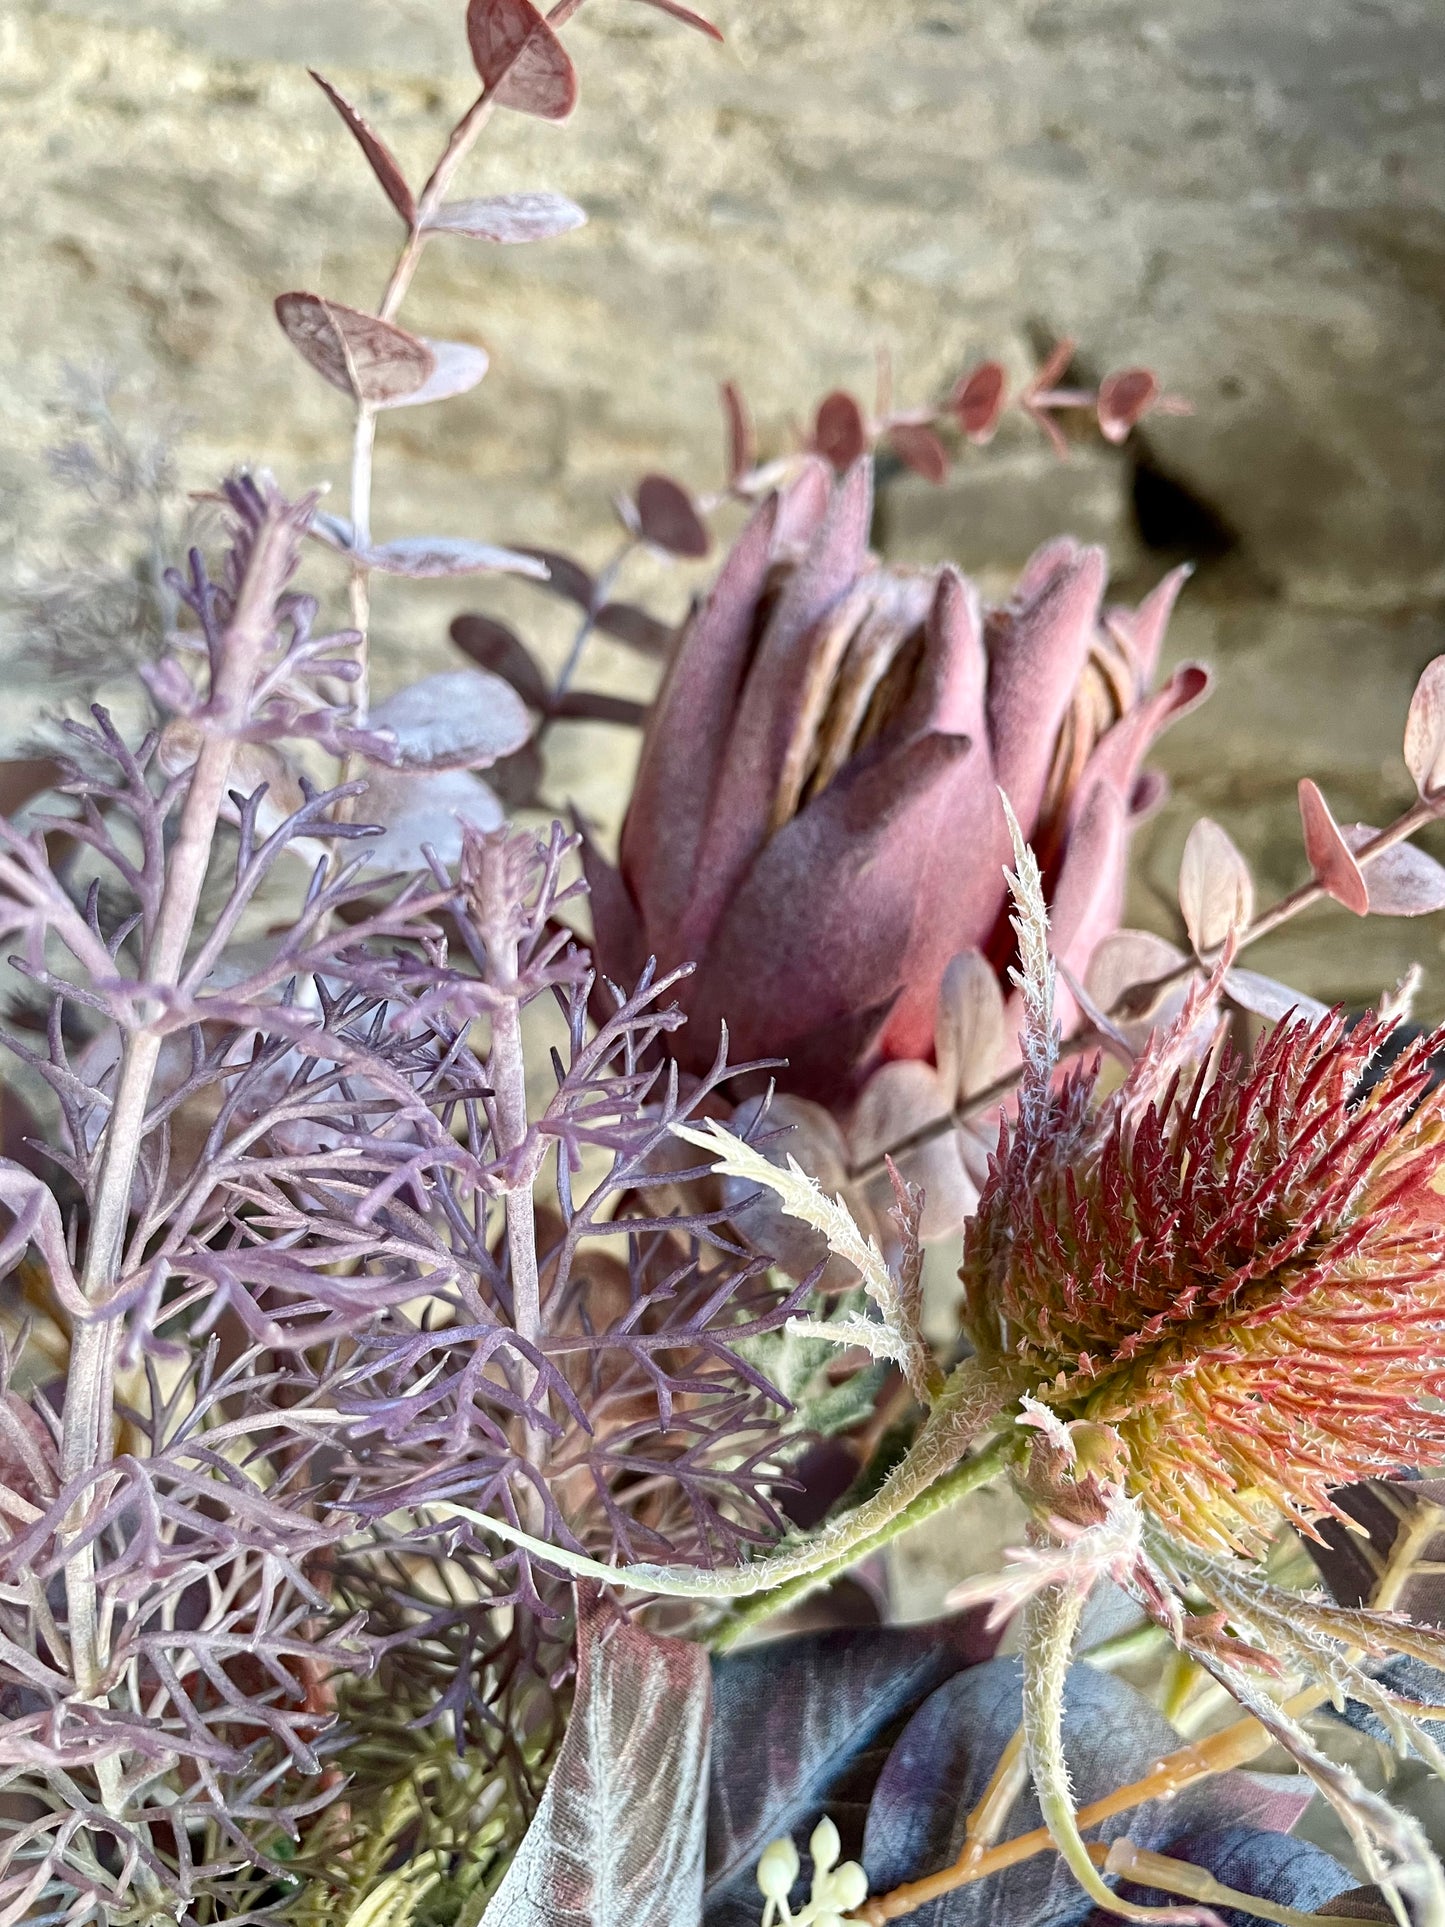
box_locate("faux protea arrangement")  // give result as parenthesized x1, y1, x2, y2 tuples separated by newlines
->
(7, 6, 1445, 1927)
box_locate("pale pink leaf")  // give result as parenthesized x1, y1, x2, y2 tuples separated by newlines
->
(636, 474, 710, 558)
(364, 536, 546, 579)
(478, 1587, 709, 1926)
(358, 766, 505, 871)
(1343, 825, 1445, 917)
(851, 1061, 978, 1243)
(424, 191, 587, 242)
(1085, 929, 1190, 1022)
(467, 0, 578, 121)
(934, 950, 1006, 1103)
(379, 338, 490, 409)
(369, 670, 531, 770)
(274, 292, 433, 404)
(1178, 817, 1254, 956)
(1298, 777, 1369, 916)
(813, 391, 869, 472)
(1224, 968, 1330, 1024)
(1404, 655, 1445, 800)
(309, 71, 416, 225)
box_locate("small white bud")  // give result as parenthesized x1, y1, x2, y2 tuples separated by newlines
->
(756, 1836, 800, 1904)
(809, 1815, 841, 1876)
(823, 1861, 868, 1912)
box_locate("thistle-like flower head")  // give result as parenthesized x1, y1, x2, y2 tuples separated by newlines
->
(961, 1006, 1445, 1555)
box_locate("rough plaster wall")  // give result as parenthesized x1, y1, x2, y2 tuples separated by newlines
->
(3, 0, 1444, 1012)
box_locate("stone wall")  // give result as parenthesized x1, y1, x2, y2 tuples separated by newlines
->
(4, 0, 1444, 1007)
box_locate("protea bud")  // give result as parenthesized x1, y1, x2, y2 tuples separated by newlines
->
(586, 460, 1207, 1206)
(960, 1006, 1445, 1556)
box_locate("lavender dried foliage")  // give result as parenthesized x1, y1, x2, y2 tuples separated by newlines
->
(0, 480, 798, 1922)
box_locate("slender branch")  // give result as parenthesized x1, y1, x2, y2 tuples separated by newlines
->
(851, 792, 1445, 1183)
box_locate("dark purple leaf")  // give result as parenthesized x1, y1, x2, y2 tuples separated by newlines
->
(813, 391, 869, 472)
(308, 71, 416, 225)
(951, 361, 1007, 444)
(369, 669, 531, 769)
(486, 738, 545, 809)
(467, 0, 579, 121)
(1343, 825, 1445, 917)
(1313, 1889, 1400, 1920)
(705, 1612, 996, 1925)
(863, 1659, 1304, 1927)
(515, 548, 596, 609)
(721, 379, 755, 485)
(451, 613, 553, 710)
(1306, 1478, 1445, 1621)
(480, 1587, 710, 1925)
(1097, 367, 1161, 444)
(380, 338, 490, 409)
(549, 691, 648, 727)
(630, 0, 725, 39)
(363, 536, 545, 579)
(1298, 777, 1369, 916)
(636, 474, 711, 558)
(424, 191, 587, 242)
(887, 421, 950, 485)
(0, 759, 60, 817)
(274, 292, 434, 404)
(596, 601, 675, 657)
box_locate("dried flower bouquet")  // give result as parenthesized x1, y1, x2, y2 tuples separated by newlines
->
(6, 6, 1445, 1927)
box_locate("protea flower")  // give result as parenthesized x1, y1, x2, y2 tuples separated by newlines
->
(961, 1001, 1445, 1556)
(585, 458, 1206, 1228)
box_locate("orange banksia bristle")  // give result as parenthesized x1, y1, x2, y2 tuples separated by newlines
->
(960, 1009, 1445, 1554)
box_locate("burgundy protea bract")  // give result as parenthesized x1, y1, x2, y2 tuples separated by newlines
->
(586, 459, 1207, 1121)
(961, 1006, 1445, 1555)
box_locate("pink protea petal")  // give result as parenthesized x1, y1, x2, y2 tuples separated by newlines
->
(620, 491, 779, 949)
(684, 725, 972, 1097)
(681, 461, 875, 957)
(1109, 563, 1193, 684)
(986, 542, 1107, 837)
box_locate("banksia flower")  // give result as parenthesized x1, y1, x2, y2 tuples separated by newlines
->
(961, 1005, 1445, 1555)
(586, 458, 1207, 1125)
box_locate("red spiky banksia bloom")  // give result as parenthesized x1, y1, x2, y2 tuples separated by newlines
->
(960, 1005, 1445, 1557)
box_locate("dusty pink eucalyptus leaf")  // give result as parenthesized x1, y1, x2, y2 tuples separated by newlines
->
(951, 361, 1008, 443)
(721, 379, 755, 486)
(814, 391, 870, 472)
(424, 191, 587, 242)
(636, 474, 710, 558)
(1343, 825, 1445, 917)
(357, 765, 505, 870)
(478, 1587, 710, 1926)
(274, 293, 435, 404)
(630, 0, 724, 39)
(380, 338, 491, 408)
(721, 1094, 860, 1286)
(369, 670, 531, 770)
(934, 950, 1006, 1102)
(1096, 367, 1161, 444)
(1086, 929, 1190, 1020)
(1298, 778, 1369, 916)
(1224, 967, 1330, 1024)
(467, 0, 578, 120)
(365, 536, 545, 579)
(850, 1060, 979, 1243)
(1404, 655, 1445, 800)
(1178, 817, 1254, 956)
(888, 421, 950, 485)
(308, 71, 416, 225)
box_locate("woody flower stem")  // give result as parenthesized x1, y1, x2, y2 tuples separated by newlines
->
(58, 499, 297, 1835)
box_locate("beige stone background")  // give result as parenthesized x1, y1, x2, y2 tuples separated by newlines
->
(2, 0, 1444, 1007)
